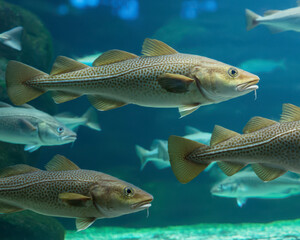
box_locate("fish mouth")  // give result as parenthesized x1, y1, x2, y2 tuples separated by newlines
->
(131, 198, 153, 210)
(236, 79, 259, 92)
(61, 134, 77, 142)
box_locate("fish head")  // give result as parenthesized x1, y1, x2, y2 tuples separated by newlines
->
(211, 181, 240, 197)
(191, 62, 260, 101)
(90, 180, 153, 218)
(38, 122, 77, 146)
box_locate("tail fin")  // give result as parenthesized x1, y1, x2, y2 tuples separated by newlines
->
(0, 26, 23, 51)
(82, 107, 101, 131)
(168, 135, 210, 184)
(5, 61, 47, 105)
(135, 145, 152, 170)
(245, 9, 261, 31)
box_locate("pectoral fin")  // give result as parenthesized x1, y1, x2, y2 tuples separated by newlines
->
(87, 95, 127, 111)
(178, 104, 201, 118)
(252, 163, 286, 181)
(76, 217, 96, 231)
(158, 73, 194, 93)
(237, 197, 247, 207)
(18, 119, 37, 132)
(59, 193, 91, 207)
(0, 201, 24, 213)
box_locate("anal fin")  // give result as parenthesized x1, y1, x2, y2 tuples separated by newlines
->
(252, 163, 286, 181)
(87, 95, 127, 111)
(52, 91, 81, 104)
(0, 201, 24, 213)
(217, 161, 246, 176)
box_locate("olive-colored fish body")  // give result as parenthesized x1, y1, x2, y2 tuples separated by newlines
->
(168, 103, 300, 183)
(6, 39, 259, 117)
(0, 155, 153, 231)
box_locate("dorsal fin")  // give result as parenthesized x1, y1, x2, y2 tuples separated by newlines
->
(280, 103, 300, 122)
(45, 154, 80, 171)
(264, 10, 280, 16)
(0, 164, 39, 178)
(210, 125, 240, 147)
(0, 102, 12, 108)
(50, 56, 89, 75)
(92, 50, 138, 67)
(141, 38, 178, 57)
(243, 117, 277, 134)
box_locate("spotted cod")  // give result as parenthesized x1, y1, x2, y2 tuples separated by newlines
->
(168, 103, 300, 183)
(5, 39, 259, 117)
(0, 155, 153, 231)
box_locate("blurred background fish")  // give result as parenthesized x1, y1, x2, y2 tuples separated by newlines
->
(0, 26, 23, 51)
(136, 126, 212, 170)
(211, 169, 300, 207)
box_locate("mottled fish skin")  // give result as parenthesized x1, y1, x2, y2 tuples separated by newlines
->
(6, 39, 259, 117)
(168, 104, 300, 183)
(0, 155, 153, 231)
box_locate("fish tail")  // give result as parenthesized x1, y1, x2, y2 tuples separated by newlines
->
(135, 145, 151, 170)
(168, 135, 210, 184)
(1, 26, 23, 51)
(245, 9, 261, 31)
(82, 107, 101, 131)
(6, 61, 47, 105)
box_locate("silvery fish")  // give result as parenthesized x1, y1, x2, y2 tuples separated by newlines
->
(136, 126, 212, 170)
(211, 170, 300, 207)
(238, 59, 286, 74)
(5, 38, 259, 117)
(168, 103, 300, 184)
(0, 26, 23, 51)
(54, 107, 101, 132)
(246, 3, 300, 33)
(0, 155, 153, 231)
(0, 102, 76, 152)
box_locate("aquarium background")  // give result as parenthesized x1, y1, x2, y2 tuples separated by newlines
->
(2, 0, 300, 233)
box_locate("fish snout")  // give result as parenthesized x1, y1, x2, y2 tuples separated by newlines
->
(131, 195, 154, 210)
(236, 76, 260, 92)
(61, 134, 77, 142)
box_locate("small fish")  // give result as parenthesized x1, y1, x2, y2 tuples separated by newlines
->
(136, 127, 212, 170)
(54, 107, 101, 132)
(246, 3, 300, 33)
(0, 26, 23, 51)
(5, 38, 259, 117)
(168, 103, 300, 184)
(0, 102, 76, 152)
(211, 170, 300, 207)
(76, 52, 102, 66)
(0, 155, 153, 231)
(237, 59, 286, 74)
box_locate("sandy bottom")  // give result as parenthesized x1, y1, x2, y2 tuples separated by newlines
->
(65, 219, 300, 240)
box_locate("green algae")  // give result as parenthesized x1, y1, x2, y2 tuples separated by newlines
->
(66, 219, 300, 240)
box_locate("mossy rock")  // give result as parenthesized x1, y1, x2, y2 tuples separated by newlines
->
(0, 211, 65, 240)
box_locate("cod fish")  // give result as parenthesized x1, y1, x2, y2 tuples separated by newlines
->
(246, 2, 300, 33)
(211, 170, 300, 207)
(136, 126, 212, 170)
(6, 38, 259, 117)
(55, 107, 101, 132)
(168, 103, 300, 184)
(0, 101, 76, 152)
(0, 155, 153, 231)
(0, 26, 23, 51)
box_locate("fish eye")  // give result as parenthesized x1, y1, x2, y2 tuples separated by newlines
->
(124, 187, 134, 197)
(56, 127, 64, 133)
(228, 67, 239, 78)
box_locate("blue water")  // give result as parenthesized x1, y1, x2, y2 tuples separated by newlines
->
(2, 0, 300, 238)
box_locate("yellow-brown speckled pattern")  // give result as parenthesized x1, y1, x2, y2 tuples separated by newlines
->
(188, 121, 300, 172)
(27, 54, 234, 107)
(0, 169, 119, 218)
